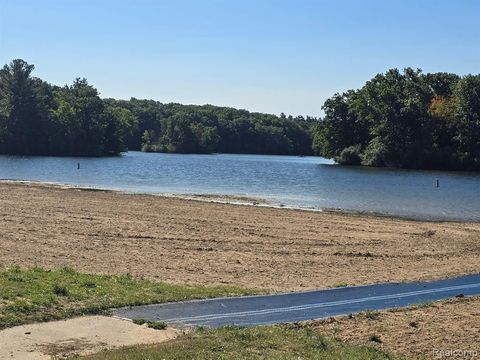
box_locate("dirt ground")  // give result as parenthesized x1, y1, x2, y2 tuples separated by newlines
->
(0, 181, 479, 291)
(313, 296, 480, 359)
(0, 315, 179, 359)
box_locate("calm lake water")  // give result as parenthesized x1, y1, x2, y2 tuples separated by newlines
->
(1, 151, 479, 221)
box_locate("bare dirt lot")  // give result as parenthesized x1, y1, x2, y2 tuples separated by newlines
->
(1, 181, 479, 291)
(313, 296, 480, 360)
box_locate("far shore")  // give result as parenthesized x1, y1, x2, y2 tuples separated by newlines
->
(0, 180, 479, 292)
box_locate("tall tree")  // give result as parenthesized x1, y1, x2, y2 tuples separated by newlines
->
(453, 75, 480, 169)
(0, 59, 46, 154)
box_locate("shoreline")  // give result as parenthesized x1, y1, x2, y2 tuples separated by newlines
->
(0, 179, 473, 223)
(1, 180, 479, 291)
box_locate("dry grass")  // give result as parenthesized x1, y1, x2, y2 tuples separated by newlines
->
(312, 296, 480, 359)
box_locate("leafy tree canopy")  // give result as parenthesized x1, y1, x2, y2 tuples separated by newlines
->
(2, 59, 479, 170)
(313, 68, 480, 171)
(0, 59, 315, 157)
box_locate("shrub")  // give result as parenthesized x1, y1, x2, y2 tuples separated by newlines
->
(146, 320, 167, 330)
(133, 318, 147, 325)
(335, 145, 362, 165)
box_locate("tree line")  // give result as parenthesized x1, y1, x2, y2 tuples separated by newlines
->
(1, 59, 480, 171)
(0, 59, 137, 156)
(312, 68, 480, 171)
(0, 59, 314, 157)
(104, 98, 315, 155)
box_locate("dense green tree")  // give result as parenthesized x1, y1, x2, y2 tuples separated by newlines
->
(423, 72, 460, 97)
(312, 90, 370, 165)
(50, 78, 107, 155)
(313, 92, 359, 159)
(0, 59, 49, 154)
(0, 60, 135, 156)
(359, 68, 433, 168)
(313, 68, 480, 170)
(112, 99, 315, 155)
(453, 75, 480, 169)
(103, 107, 138, 155)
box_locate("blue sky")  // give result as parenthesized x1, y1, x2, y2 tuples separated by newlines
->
(1, 0, 479, 117)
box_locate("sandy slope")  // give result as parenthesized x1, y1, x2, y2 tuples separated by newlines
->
(0, 316, 179, 359)
(0, 181, 479, 291)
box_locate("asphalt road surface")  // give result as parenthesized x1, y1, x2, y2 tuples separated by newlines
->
(113, 274, 480, 328)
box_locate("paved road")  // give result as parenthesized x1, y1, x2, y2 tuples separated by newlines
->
(113, 274, 480, 328)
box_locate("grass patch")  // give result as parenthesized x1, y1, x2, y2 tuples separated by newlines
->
(132, 318, 147, 325)
(132, 318, 167, 330)
(80, 325, 395, 360)
(146, 320, 167, 330)
(0, 266, 255, 329)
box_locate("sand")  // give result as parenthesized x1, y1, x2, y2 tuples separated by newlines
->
(0, 315, 179, 359)
(313, 296, 480, 359)
(0, 181, 479, 291)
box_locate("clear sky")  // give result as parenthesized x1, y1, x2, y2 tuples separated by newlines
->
(1, 0, 479, 117)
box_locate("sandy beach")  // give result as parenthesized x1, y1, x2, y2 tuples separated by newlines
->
(1, 181, 479, 291)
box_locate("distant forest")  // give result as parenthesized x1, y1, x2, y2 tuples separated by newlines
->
(104, 99, 315, 155)
(0, 59, 314, 157)
(1, 59, 479, 170)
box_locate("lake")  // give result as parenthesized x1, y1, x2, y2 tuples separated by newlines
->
(0, 151, 479, 221)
